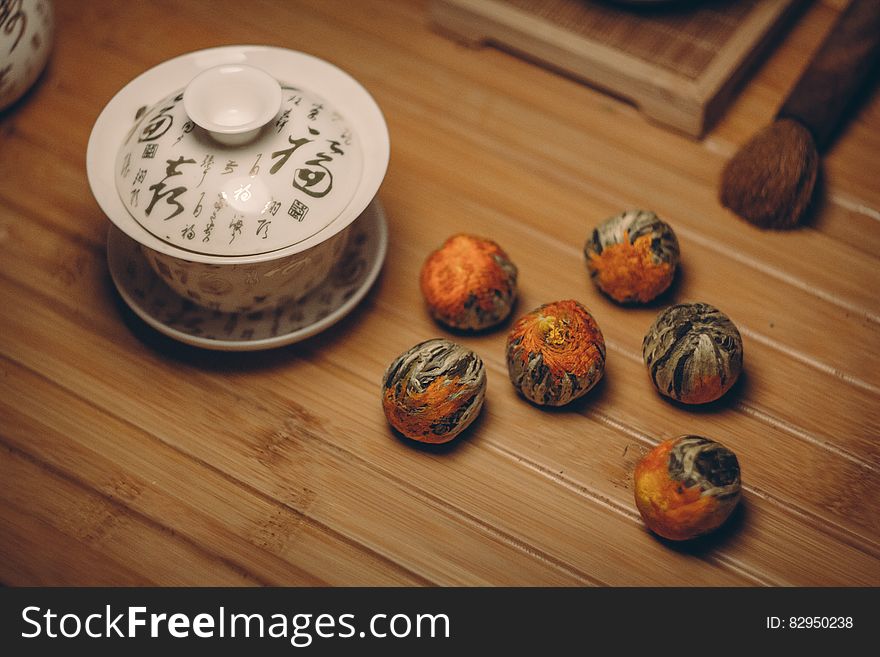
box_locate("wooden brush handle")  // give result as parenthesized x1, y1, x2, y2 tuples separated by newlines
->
(777, 0, 880, 151)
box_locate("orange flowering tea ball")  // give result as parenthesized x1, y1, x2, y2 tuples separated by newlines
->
(584, 209, 680, 304)
(642, 302, 743, 404)
(506, 300, 605, 406)
(420, 234, 518, 330)
(382, 338, 486, 443)
(634, 436, 742, 541)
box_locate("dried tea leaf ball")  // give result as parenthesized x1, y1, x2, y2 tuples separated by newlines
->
(634, 435, 742, 541)
(642, 302, 743, 404)
(506, 300, 605, 407)
(420, 234, 518, 330)
(584, 209, 680, 303)
(381, 338, 486, 443)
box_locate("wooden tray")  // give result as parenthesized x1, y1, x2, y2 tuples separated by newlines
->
(430, 0, 800, 136)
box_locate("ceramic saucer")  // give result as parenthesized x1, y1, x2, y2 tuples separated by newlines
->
(108, 200, 387, 351)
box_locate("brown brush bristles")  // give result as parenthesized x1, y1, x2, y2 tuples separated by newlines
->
(719, 118, 818, 229)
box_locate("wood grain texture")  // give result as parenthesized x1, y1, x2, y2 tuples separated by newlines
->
(0, 0, 878, 586)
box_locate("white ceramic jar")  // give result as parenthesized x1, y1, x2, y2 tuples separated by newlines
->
(0, 0, 53, 110)
(88, 46, 390, 313)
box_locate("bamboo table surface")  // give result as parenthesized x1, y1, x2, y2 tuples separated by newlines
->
(1, 0, 878, 586)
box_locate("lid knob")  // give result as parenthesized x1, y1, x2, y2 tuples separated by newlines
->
(183, 64, 282, 146)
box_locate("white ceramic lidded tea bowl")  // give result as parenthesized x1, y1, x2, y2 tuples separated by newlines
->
(0, 0, 54, 111)
(88, 46, 390, 313)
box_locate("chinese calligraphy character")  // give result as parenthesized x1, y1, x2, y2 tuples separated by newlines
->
(294, 157, 333, 198)
(263, 200, 282, 216)
(137, 93, 182, 143)
(290, 139, 344, 198)
(197, 154, 214, 187)
(0, 0, 25, 53)
(120, 152, 132, 178)
(139, 112, 173, 142)
(269, 136, 312, 174)
(288, 199, 309, 222)
(193, 191, 205, 218)
(308, 103, 323, 120)
(133, 168, 148, 185)
(130, 188, 140, 207)
(232, 183, 253, 202)
(283, 89, 303, 106)
(145, 156, 196, 222)
(173, 120, 195, 145)
(203, 194, 226, 243)
(229, 215, 244, 244)
(274, 109, 290, 133)
(249, 154, 262, 177)
(221, 159, 238, 175)
(180, 224, 196, 240)
(257, 218, 271, 239)
(270, 134, 340, 198)
(142, 143, 158, 159)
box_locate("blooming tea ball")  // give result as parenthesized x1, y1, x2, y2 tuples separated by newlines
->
(381, 338, 486, 443)
(506, 300, 605, 406)
(584, 209, 680, 303)
(634, 435, 742, 541)
(642, 302, 743, 404)
(420, 234, 518, 330)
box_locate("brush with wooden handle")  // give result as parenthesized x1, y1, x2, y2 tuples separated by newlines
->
(720, 0, 880, 229)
